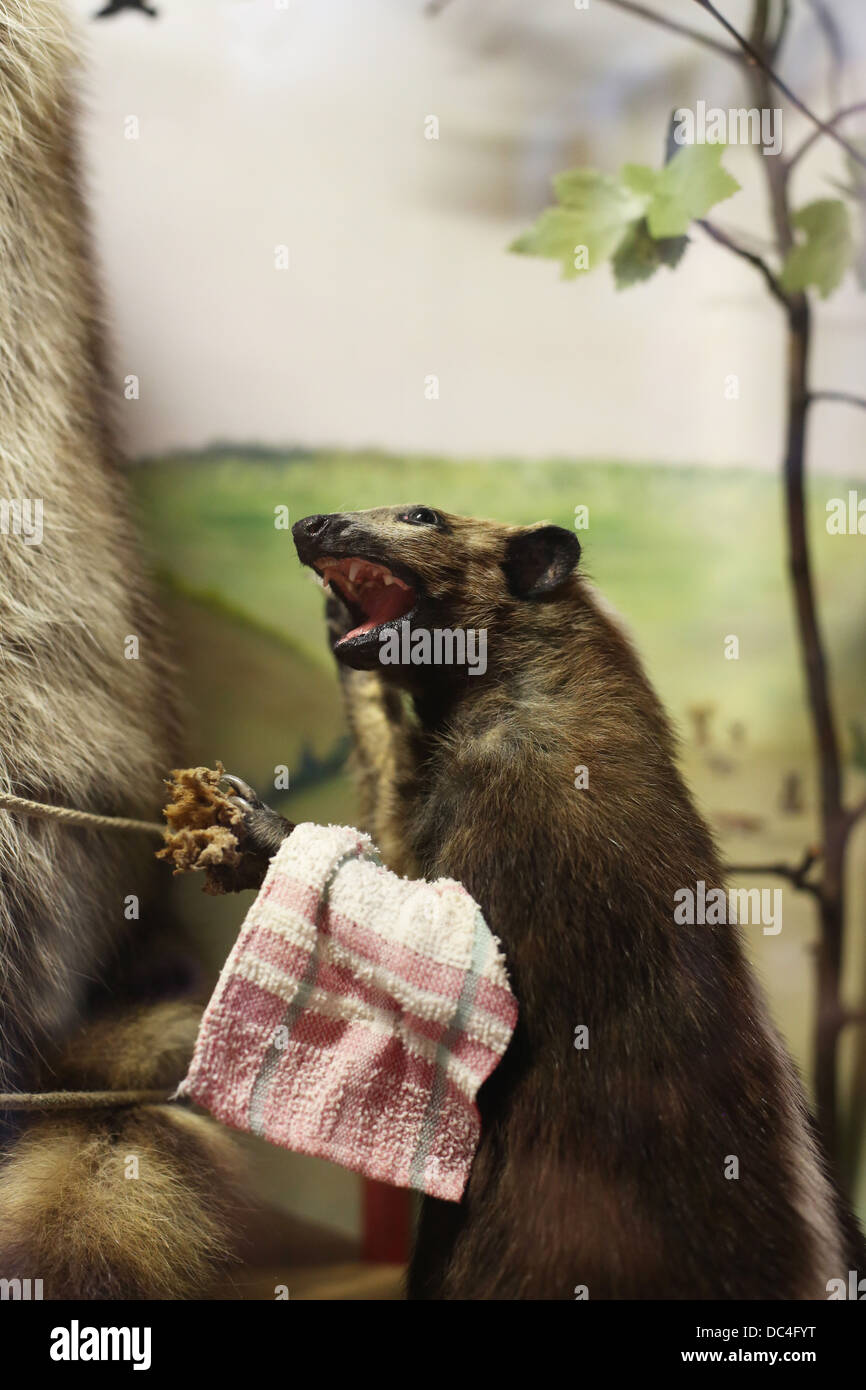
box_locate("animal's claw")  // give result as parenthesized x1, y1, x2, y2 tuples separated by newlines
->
(221, 773, 264, 809)
(219, 773, 296, 860)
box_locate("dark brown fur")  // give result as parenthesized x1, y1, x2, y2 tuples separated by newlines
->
(292, 505, 863, 1300)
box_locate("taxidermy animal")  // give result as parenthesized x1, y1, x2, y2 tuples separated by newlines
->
(235, 503, 864, 1299)
(0, 0, 241, 1297)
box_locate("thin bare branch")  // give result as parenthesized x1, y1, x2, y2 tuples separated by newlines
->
(697, 218, 788, 306)
(726, 846, 823, 899)
(809, 390, 866, 412)
(428, 0, 740, 55)
(598, 0, 741, 62)
(693, 0, 866, 171)
(803, 0, 845, 90)
(771, 0, 792, 62)
(787, 101, 866, 175)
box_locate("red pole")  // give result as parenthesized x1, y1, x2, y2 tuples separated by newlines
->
(361, 1179, 411, 1263)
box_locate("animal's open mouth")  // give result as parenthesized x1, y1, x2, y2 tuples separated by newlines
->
(313, 555, 418, 645)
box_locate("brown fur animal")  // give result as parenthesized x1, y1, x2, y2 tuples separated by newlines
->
(280, 503, 865, 1299)
(0, 0, 242, 1297)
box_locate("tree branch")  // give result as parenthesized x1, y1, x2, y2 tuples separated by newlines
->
(808, 390, 866, 412)
(803, 0, 845, 91)
(787, 101, 866, 176)
(597, 0, 741, 62)
(726, 846, 823, 899)
(433, 0, 743, 58)
(693, 0, 866, 171)
(697, 218, 788, 306)
(770, 0, 792, 63)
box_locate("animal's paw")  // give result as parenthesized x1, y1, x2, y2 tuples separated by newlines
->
(222, 772, 296, 867)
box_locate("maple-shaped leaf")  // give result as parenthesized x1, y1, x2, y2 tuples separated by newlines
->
(510, 170, 648, 279)
(612, 219, 689, 288)
(780, 199, 854, 298)
(622, 144, 740, 239)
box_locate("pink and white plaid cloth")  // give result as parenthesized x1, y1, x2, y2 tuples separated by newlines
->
(179, 823, 517, 1201)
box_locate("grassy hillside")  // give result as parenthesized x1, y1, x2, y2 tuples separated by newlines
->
(132, 448, 866, 752)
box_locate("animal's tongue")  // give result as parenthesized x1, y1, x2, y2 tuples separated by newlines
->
(341, 581, 415, 642)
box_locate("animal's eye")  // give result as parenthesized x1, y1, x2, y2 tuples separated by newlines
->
(400, 507, 440, 527)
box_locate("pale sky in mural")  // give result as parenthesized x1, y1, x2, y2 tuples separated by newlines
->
(68, 0, 866, 474)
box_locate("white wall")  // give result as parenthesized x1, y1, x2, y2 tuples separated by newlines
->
(69, 0, 866, 473)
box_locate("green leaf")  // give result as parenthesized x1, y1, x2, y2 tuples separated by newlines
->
(620, 163, 658, 199)
(612, 219, 689, 288)
(779, 199, 854, 298)
(509, 170, 648, 279)
(637, 144, 740, 239)
(510, 146, 736, 285)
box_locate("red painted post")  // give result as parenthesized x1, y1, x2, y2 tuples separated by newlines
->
(361, 1178, 411, 1263)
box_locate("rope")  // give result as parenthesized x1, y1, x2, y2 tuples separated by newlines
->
(0, 792, 165, 838)
(0, 1089, 176, 1110)
(0, 797, 174, 1110)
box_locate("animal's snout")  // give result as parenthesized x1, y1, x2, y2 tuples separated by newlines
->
(292, 513, 349, 558)
(295, 513, 327, 537)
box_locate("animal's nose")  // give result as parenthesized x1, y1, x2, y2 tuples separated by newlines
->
(293, 513, 327, 538)
(292, 513, 349, 552)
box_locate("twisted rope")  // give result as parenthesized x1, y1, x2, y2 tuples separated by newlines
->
(0, 1090, 176, 1110)
(0, 791, 165, 838)
(0, 793, 173, 1111)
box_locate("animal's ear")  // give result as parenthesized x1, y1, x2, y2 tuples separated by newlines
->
(502, 525, 580, 599)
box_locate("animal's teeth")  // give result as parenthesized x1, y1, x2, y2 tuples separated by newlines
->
(322, 568, 348, 595)
(382, 573, 394, 586)
(348, 561, 361, 581)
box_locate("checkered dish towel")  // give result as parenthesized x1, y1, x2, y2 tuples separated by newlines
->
(179, 823, 517, 1202)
